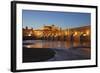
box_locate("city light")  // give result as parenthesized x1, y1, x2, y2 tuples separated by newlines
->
(28, 34, 31, 36)
(86, 30, 89, 35)
(73, 32, 78, 36)
(83, 34, 87, 36)
(23, 25, 90, 41)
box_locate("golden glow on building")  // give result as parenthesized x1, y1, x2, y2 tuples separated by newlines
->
(86, 30, 89, 35)
(23, 25, 91, 41)
(34, 31, 42, 37)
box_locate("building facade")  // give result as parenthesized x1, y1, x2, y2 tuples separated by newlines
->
(23, 25, 91, 42)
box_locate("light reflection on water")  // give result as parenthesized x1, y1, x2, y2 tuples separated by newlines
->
(23, 40, 90, 49)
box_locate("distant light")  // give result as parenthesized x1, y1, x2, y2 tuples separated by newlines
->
(28, 34, 31, 36)
(86, 30, 89, 35)
(73, 32, 78, 36)
(83, 34, 87, 36)
(26, 45, 31, 48)
(65, 31, 68, 35)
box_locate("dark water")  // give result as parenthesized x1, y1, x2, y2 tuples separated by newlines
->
(23, 40, 91, 61)
(23, 40, 90, 49)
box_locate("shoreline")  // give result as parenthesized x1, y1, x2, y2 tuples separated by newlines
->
(23, 47, 90, 63)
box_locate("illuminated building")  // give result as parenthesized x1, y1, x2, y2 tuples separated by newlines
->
(23, 25, 91, 42)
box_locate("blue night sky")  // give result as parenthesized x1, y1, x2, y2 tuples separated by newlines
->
(22, 10, 91, 29)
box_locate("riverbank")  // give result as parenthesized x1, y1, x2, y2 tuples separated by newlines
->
(23, 46, 90, 63)
(47, 47, 90, 61)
